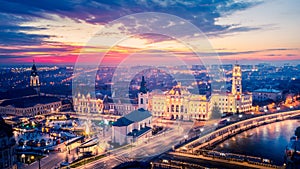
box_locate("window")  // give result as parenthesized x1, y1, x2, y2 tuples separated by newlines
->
(140, 98, 144, 104)
(171, 105, 174, 112)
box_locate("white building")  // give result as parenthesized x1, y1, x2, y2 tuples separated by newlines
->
(73, 93, 103, 114)
(73, 93, 138, 115)
(112, 108, 152, 145)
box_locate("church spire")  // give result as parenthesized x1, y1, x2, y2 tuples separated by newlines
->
(30, 60, 40, 96)
(139, 76, 148, 94)
(31, 59, 38, 77)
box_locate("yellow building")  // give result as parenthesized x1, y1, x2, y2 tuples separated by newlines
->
(211, 64, 252, 114)
(146, 83, 210, 121)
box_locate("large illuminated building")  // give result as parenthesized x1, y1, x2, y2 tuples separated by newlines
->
(146, 83, 210, 121)
(0, 62, 62, 116)
(73, 93, 138, 115)
(211, 64, 252, 114)
(74, 64, 252, 119)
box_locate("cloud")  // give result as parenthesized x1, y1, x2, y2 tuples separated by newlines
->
(0, 0, 265, 35)
(0, 0, 265, 62)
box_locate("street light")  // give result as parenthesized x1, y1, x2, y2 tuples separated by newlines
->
(200, 128, 204, 132)
(184, 135, 188, 142)
(21, 154, 25, 163)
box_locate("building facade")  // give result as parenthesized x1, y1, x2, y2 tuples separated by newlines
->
(74, 64, 253, 120)
(0, 96, 62, 116)
(0, 62, 62, 117)
(112, 108, 152, 145)
(73, 93, 138, 115)
(30, 61, 40, 95)
(211, 64, 252, 114)
(147, 83, 210, 121)
(252, 89, 282, 102)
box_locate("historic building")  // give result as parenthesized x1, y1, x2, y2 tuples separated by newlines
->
(30, 60, 40, 95)
(74, 64, 252, 120)
(73, 93, 138, 115)
(0, 116, 17, 169)
(252, 88, 282, 102)
(146, 83, 210, 121)
(0, 62, 62, 116)
(0, 96, 61, 116)
(211, 64, 252, 114)
(112, 108, 152, 145)
(138, 76, 149, 110)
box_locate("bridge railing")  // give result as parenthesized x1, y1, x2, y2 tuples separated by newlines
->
(171, 150, 282, 169)
(177, 110, 300, 152)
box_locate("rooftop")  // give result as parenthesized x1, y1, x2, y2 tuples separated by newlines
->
(167, 83, 190, 96)
(0, 87, 37, 100)
(113, 108, 152, 127)
(127, 126, 151, 137)
(124, 108, 152, 122)
(254, 89, 281, 93)
(0, 96, 60, 108)
(112, 117, 134, 127)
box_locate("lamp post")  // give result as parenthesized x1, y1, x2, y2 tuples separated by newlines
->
(38, 153, 41, 169)
(21, 154, 25, 163)
(184, 135, 188, 142)
(30, 155, 34, 164)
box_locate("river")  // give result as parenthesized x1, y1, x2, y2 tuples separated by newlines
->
(213, 119, 300, 165)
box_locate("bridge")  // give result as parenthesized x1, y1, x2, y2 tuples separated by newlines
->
(170, 110, 300, 168)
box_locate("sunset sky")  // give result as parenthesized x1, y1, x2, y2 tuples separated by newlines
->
(0, 0, 299, 65)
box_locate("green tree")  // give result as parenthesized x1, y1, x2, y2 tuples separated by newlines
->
(211, 102, 222, 119)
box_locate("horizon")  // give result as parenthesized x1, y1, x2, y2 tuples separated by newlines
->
(0, 0, 299, 65)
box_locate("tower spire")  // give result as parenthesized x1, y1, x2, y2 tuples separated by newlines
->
(30, 60, 40, 95)
(139, 76, 148, 94)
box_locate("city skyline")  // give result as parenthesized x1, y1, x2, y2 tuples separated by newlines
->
(1, 1, 300, 169)
(0, 0, 299, 65)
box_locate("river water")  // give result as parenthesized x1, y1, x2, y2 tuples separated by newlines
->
(213, 119, 300, 165)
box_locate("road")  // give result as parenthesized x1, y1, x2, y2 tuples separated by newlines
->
(22, 143, 79, 169)
(77, 122, 193, 169)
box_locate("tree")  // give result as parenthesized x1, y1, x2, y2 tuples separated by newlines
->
(211, 102, 222, 120)
(295, 126, 300, 138)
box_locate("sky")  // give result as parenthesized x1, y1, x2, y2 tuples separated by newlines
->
(0, 0, 299, 65)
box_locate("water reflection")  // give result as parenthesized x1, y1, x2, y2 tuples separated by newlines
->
(214, 120, 300, 165)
